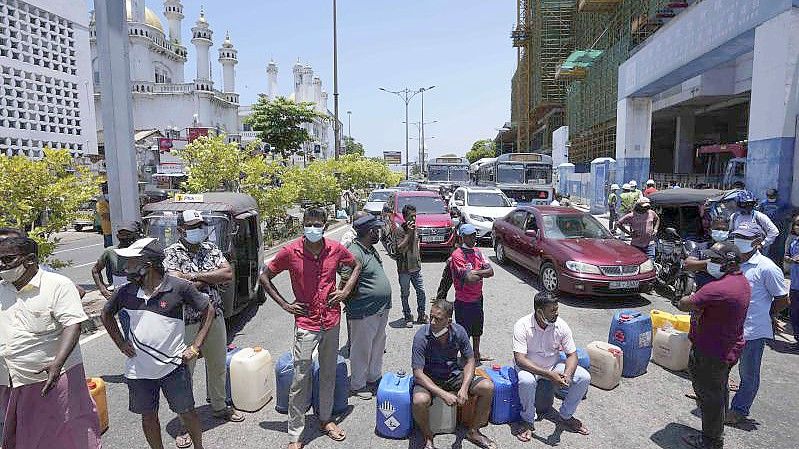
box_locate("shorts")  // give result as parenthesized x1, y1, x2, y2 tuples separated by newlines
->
(455, 298, 484, 337)
(127, 364, 195, 415)
(413, 371, 486, 397)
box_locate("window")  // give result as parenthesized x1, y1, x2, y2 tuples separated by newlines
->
(541, 214, 612, 240)
(467, 192, 510, 207)
(508, 211, 527, 229)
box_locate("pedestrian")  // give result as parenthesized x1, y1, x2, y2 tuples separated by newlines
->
(629, 180, 642, 199)
(449, 224, 494, 363)
(785, 215, 799, 348)
(513, 292, 591, 441)
(341, 211, 369, 248)
(675, 241, 750, 449)
(411, 300, 496, 449)
(259, 208, 361, 449)
(685, 216, 731, 290)
(100, 237, 214, 449)
(644, 179, 658, 197)
(758, 188, 787, 263)
(617, 196, 660, 260)
(97, 183, 112, 248)
(608, 184, 620, 233)
(726, 228, 790, 425)
(758, 189, 783, 223)
(620, 183, 637, 215)
(550, 193, 562, 207)
(341, 215, 391, 400)
(394, 204, 428, 327)
(163, 210, 244, 448)
(728, 190, 779, 256)
(0, 236, 102, 449)
(91, 221, 140, 298)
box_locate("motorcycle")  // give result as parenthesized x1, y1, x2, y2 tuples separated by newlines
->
(654, 227, 697, 301)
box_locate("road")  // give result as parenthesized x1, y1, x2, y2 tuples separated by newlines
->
(51, 230, 106, 291)
(64, 225, 798, 449)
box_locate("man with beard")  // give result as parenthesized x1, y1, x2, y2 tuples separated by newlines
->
(92, 221, 141, 297)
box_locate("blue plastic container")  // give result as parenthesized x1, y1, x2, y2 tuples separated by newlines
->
(225, 345, 242, 406)
(608, 310, 653, 378)
(483, 364, 521, 425)
(375, 370, 414, 439)
(554, 348, 590, 400)
(274, 352, 294, 414)
(312, 355, 350, 416)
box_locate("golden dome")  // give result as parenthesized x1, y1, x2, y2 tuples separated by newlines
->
(125, 0, 165, 33)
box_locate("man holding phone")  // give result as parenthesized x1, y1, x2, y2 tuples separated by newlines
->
(395, 204, 428, 327)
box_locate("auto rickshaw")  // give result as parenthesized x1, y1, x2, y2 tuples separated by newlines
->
(648, 188, 731, 242)
(141, 192, 264, 319)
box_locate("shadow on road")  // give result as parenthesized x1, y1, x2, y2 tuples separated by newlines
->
(258, 405, 355, 445)
(766, 338, 799, 355)
(164, 404, 233, 437)
(650, 422, 697, 449)
(100, 374, 126, 384)
(225, 300, 262, 344)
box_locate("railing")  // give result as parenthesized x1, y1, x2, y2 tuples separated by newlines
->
(151, 83, 194, 94)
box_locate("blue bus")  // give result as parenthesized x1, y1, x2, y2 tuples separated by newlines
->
(474, 153, 554, 205)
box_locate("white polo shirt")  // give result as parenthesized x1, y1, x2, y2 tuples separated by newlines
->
(0, 269, 88, 386)
(740, 251, 789, 341)
(513, 313, 576, 371)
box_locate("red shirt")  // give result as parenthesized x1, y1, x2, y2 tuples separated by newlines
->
(268, 238, 356, 331)
(450, 246, 489, 303)
(643, 187, 657, 196)
(688, 273, 750, 364)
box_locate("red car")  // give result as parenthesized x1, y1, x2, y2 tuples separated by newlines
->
(383, 190, 456, 254)
(492, 206, 656, 296)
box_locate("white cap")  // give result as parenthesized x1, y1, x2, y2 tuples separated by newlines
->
(622, 183, 631, 190)
(181, 210, 205, 226)
(114, 237, 163, 258)
(610, 184, 620, 190)
(629, 180, 638, 187)
(646, 179, 655, 185)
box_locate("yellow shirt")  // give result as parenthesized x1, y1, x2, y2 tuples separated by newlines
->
(96, 199, 112, 234)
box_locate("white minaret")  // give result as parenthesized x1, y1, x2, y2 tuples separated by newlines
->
(267, 60, 278, 99)
(130, 0, 146, 22)
(218, 32, 237, 93)
(292, 60, 303, 101)
(191, 7, 213, 89)
(163, 0, 184, 44)
(321, 90, 329, 110)
(302, 65, 314, 104)
(313, 76, 322, 110)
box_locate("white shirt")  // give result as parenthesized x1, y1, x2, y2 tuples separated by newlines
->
(513, 314, 576, 371)
(550, 200, 560, 207)
(740, 251, 789, 340)
(730, 211, 779, 246)
(0, 269, 87, 386)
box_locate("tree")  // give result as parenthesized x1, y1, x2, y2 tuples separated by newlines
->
(244, 95, 327, 157)
(239, 156, 296, 224)
(465, 139, 497, 163)
(343, 136, 365, 156)
(175, 134, 245, 193)
(282, 162, 340, 206)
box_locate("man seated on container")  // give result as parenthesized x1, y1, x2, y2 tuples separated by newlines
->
(411, 299, 496, 449)
(513, 292, 590, 441)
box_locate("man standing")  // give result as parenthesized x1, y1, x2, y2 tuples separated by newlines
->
(619, 183, 636, 215)
(629, 180, 642, 199)
(97, 183, 112, 248)
(341, 211, 369, 248)
(260, 208, 361, 449)
(513, 292, 590, 441)
(758, 188, 787, 263)
(608, 184, 620, 233)
(163, 210, 243, 447)
(342, 215, 391, 400)
(0, 236, 102, 449)
(618, 197, 660, 260)
(92, 221, 140, 297)
(676, 242, 750, 449)
(450, 224, 494, 363)
(644, 179, 658, 197)
(728, 190, 778, 256)
(726, 229, 789, 425)
(411, 300, 496, 449)
(101, 237, 214, 449)
(395, 204, 428, 327)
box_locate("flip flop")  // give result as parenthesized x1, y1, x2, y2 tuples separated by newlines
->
(287, 442, 303, 449)
(212, 408, 245, 422)
(466, 433, 498, 449)
(514, 423, 534, 442)
(175, 433, 192, 449)
(321, 423, 346, 442)
(560, 417, 590, 435)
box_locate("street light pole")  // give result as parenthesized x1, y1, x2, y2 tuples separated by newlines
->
(332, 0, 340, 160)
(347, 110, 352, 141)
(379, 87, 423, 179)
(419, 85, 435, 174)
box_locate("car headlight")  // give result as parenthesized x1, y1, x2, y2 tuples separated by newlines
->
(565, 260, 601, 274)
(639, 259, 654, 273)
(469, 214, 488, 222)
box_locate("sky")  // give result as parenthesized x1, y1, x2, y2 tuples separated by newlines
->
(88, 1, 516, 161)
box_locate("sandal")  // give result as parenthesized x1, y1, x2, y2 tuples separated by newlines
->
(466, 431, 498, 449)
(728, 380, 739, 392)
(514, 422, 534, 442)
(212, 408, 245, 422)
(321, 422, 346, 442)
(287, 442, 303, 449)
(560, 417, 590, 435)
(175, 433, 192, 449)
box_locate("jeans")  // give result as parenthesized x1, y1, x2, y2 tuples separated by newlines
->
(633, 242, 656, 260)
(730, 338, 767, 417)
(348, 307, 389, 391)
(790, 290, 799, 339)
(689, 347, 731, 447)
(516, 363, 590, 423)
(399, 270, 426, 318)
(184, 313, 228, 411)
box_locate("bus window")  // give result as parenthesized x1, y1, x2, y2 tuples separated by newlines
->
(497, 164, 524, 184)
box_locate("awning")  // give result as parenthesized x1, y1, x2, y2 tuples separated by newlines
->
(696, 143, 747, 158)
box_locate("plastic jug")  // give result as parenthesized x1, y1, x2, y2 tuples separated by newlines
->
(87, 378, 108, 434)
(457, 367, 488, 428)
(428, 396, 457, 435)
(586, 341, 623, 390)
(483, 364, 521, 424)
(225, 344, 242, 406)
(274, 352, 294, 414)
(230, 346, 274, 412)
(376, 370, 414, 439)
(650, 310, 691, 336)
(555, 348, 591, 400)
(312, 355, 350, 416)
(652, 327, 692, 371)
(608, 310, 653, 377)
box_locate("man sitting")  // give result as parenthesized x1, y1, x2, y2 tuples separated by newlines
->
(513, 292, 590, 441)
(411, 300, 496, 449)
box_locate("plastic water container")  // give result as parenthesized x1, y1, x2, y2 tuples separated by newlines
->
(376, 370, 414, 439)
(650, 309, 691, 336)
(274, 352, 294, 414)
(87, 377, 108, 434)
(586, 341, 623, 390)
(555, 348, 591, 400)
(312, 355, 350, 416)
(609, 310, 653, 378)
(428, 396, 457, 435)
(225, 344, 242, 406)
(483, 364, 521, 424)
(230, 346, 274, 412)
(652, 327, 692, 371)
(457, 367, 488, 427)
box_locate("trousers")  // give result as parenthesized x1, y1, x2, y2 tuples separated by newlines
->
(348, 307, 389, 390)
(689, 347, 731, 447)
(184, 312, 228, 412)
(517, 363, 590, 423)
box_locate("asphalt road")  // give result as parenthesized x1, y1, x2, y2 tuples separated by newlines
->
(70, 225, 798, 449)
(51, 230, 107, 291)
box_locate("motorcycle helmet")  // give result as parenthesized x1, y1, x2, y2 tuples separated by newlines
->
(735, 190, 757, 209)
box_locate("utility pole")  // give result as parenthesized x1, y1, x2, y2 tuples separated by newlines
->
(379, 87, 423, 179)
(419, 86, 435, 174)
(332, 0, 341, 159)
(347, 110, 352, 140)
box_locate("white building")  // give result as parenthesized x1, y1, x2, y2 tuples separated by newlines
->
(89, 0, 240, 146)
(0, 0, 98, 158)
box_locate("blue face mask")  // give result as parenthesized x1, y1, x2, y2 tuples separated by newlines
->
(304, 226, 324, 243)
(711, 230, 729, 242)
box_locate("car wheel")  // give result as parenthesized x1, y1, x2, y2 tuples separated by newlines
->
(494, 239, 507, 264)
(539, 262, 559, 294)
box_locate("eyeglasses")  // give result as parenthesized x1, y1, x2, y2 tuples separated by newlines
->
(0, 254, 23, 265)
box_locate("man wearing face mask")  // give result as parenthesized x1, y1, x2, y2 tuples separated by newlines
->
(676, 242, 750, 449)
(163, 210, 242, 447)
(0, 236, 102, 449)
(92, 221, 140, 298)
(685, 217, 731, 290)
(618, 196, 660, 260)
(725, 228, 789, 426)
(513, 292, 590, 440)
(728, 191, 779, 257)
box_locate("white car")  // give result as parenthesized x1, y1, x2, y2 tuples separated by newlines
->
(449, 186, 516, 241)
(363, 188, 397, 216)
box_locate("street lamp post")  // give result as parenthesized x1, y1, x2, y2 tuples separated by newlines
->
(379, 87, 423, 179)
(419, 86, 435, 174)
(332, 0, 341, 159)
(405, 120, 437, 175)
(347, 110, 352, 141)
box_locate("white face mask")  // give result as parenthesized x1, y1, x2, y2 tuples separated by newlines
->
(0, 264, 26, 284)
(711, 230, 729, 242)
(706, 261, 724, 279)
(184, 227, 207, 245)
(432, 326, 449, 338)
(538, 310, 557, 328)
(304, 226, 324, 243)
(734, 238, 755, 253)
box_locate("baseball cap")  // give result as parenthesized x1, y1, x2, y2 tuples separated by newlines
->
(704, 241, 741, 264)
(353, 214, 385, 232)
(459, 224, 477, 236)
(181, 210, 205, 226)
(114, 237, 164, 259)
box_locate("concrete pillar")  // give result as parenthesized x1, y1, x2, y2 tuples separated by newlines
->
(747, 8, 799, 208)
(673, 111, 695, 174)
(557, 163, 575, 197)
(552, 126, 569, 167)
(129, 0, 145, 23)
(590, 157, 616, 215)
(615, 97, 653, 188)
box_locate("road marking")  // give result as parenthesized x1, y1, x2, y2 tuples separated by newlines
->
(54, 243, 103, 254)
(71, 261, 97, 268)
(80, 329, 108, 346)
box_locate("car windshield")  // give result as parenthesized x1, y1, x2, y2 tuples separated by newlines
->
(541, 214, 612, 240)
(428, 166, 448, 181)
(397, 196, 447, 215)
(525, 165, 552, 185)
(468, 192, 510, 207)
(144, 214, 231, 250)
(497, 164, 525, 184)
(449, 167, 468, 182)
(368, 191, 392, 202)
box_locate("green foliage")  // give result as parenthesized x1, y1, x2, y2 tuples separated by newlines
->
(465, 139, 497, 163)
(244, 96, 327, 157)
(239, 156, 296, 224)
(324, 154, 399, 191)
(282, 163, 340, 206)
(343, 136, 365, 156)
(175, 134, 245, 193)
(0, 148, 101, 265)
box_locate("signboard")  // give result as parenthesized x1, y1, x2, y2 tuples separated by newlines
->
(158, 138, 173, 151)
(188, 127, 209, 143)
(174, 193, 204, 203)
(157, 162, 184, 174)
(508, 153, 543, 162)
(383, 151, 402, 164)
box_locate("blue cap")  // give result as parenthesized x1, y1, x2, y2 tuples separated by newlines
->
(459, 223, 477, 236)
(353, 215, 385, 232)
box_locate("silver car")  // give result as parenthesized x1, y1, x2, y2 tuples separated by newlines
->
(363, 188, 398, 216)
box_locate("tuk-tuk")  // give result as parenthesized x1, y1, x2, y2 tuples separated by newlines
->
(73, 198, 99, 232)
(141, 192, 264, 319)
(648, 188, 730, 242)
